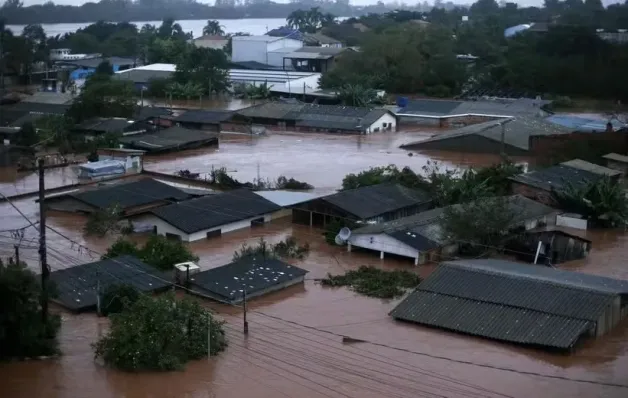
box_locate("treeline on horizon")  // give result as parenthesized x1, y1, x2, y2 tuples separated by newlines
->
(0, 0, 365, 25)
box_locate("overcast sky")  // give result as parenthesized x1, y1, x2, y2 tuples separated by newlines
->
(15, 0, 624, 8)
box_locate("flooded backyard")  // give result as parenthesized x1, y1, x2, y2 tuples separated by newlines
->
(0, 130, 626, 397)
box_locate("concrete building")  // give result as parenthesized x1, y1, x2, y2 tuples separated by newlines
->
(135, 189, 281, 242)
(348, 195, 558, 265)
(231, 35, 303, 67)
(390, 259, 628, 351)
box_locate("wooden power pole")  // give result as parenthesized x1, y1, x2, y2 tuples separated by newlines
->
(38, 158, 49, 323)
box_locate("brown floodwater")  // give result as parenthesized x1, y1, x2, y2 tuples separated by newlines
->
(0, 131, 626, 397)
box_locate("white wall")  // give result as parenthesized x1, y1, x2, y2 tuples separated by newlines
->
(284, 74, 321, 94)
(232, 39, 268, 64)
(135, 213, 273, 242)
(349, 233, 419, 260)
(556, 214, 588, 230)
(366, 113, 397, 134)
(267, 38, 303, 51)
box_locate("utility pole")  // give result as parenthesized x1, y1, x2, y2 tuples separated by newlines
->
(207, 315, 212, 361)
(500, 121, 505, 160)
(14, 245, 20, 264)
(38, 158, 49, 324)
(243, 289, 249, 335)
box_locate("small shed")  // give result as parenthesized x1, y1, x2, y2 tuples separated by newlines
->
(602, 153, 628, 176)
(97, 148, 145, 174)
(506, 226, 592, 264)
(49, 255, 171, 312)
(76, 159, 126, 180)
(291, 183, 432, 227)
(189, 257, 308, 304)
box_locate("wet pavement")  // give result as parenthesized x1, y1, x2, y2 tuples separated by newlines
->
(0, 130, 626, 397)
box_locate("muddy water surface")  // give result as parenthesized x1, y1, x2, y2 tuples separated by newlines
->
(0, 132, 626, 398)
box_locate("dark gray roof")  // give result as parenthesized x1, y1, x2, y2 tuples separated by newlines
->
(390, 259, 628, 349)
(509, 164, 603, 192)
(8, 112, 44, 127)
(119, 126, 218, 153)
(321, 183, 432, 220)
(4, 102, 69, 115)
(286, 46, 347, 59)
(303, 33, 341, 45)
(236, 103, 394, 130)
(174, 110, 234, 124)
(134, 106, 171, 120)
(190, 257, 308, 303)
(76, 118, 139, 133)
(401, 117, 572, 152)
(352, 195, 557, 247)
(230, 61, 283, 70)
(448, 259, 628, 295)
(49, 255, 171, 312)
(398, 98, 550, 118)
(150, 189, 282, 234)
(401, 99, 463, 116)
(58, 178, 190, 210)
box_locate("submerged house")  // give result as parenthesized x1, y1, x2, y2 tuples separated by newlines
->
(188, 257, 308, 304)
(291, 183, 432, 227)
(172, 110, 233, 132)
(43, 178, 192, 215)
(347, 194, 558, 265)
(229, 102, 396, 134)
(506, 226, 592, 265)
(134, 189, 282, 242)
(50, 255, 171, 312)
(509, 159, 621, 205)
(119, 126, 219, 153)
(390, 259, 628, 351)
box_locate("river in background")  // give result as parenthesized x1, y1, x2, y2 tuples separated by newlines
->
(0, 129, 626, 397)
(6, 18, 346, 38)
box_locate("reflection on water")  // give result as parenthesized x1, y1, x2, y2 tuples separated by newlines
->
(0, 128, 626, 397)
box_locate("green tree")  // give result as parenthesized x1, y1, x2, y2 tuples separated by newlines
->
(233, 237, 310, 261)
(0, 258, 61, 359)
(94, 60, 114, 76)
(441, 196, 518, 254)
(103, 236, 199, 271)
(101, 284, 141, 316)
(15, 121, 38, 146)
(551, 177, 628, 227)
(174, 46, 230, 94)
(93, 293, 227, 371)
(336, 84, 379, 107)
(67, 75, 137, 123)
(202, 20, 224, 36)
(244, 82, 272, 100)
(84, 204, 132, 237)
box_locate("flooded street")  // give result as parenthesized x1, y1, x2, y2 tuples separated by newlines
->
(0, 130, 626, 397)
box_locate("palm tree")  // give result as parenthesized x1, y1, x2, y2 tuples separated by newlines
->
(245, 82, 272, 100)
(286, 10, 307, 31)
(305, 7, 324, 32)
(203, 20, 225, 36)
(321, 13, 337, 28)
(336, 84, 379, 107)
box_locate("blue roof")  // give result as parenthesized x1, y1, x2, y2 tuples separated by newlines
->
(546, 115, 626, 132)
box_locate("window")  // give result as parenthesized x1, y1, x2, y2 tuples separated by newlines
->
(251, 217, 265, 227)
(206, 229, 221, 239)
(165, 232, 181, 241)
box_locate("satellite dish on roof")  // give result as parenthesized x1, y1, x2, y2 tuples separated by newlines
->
(338, 227, 352, 241)
(334, 235, 345, 246)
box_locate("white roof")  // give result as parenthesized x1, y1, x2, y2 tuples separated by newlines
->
(233, 35, 292, 42)
(116, 63, 176, 73)
(254, 190, 323, 207)
(78, 159, 125, 171)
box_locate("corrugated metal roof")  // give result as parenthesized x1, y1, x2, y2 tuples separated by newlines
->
(50, 255, 171, 312)
(419, 265, 612, 320)
(254, 190, 323, 207)
(603, 153, 628, 163)
(390, 259, 628, 349)
(560, 159, 622, 177)
(509, 164, 603, 192)
(402, 117, 572, 151)
(321, 183, 432, 220)
(447, 259, 628, 295)
(151, 189, 281, 234)
(390, 290, 593, 349)
(398, 98, 550, 118)
(58, 178, 191, 210)
(119, 126, 218, 153)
